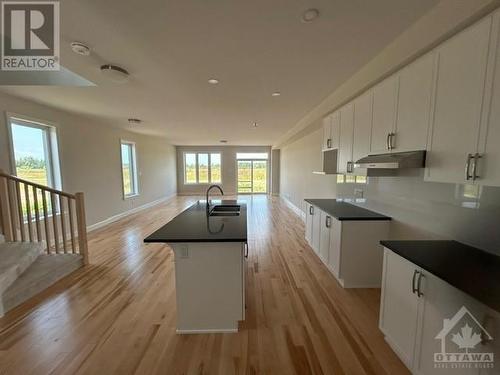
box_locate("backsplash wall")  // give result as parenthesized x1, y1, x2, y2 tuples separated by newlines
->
(335, 169, 500, 255)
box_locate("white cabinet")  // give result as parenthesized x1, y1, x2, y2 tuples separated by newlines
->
(337, 103, 355, 174)
(394, 52, 435, 152)
(379, 250, 421, 369)
(322, 111, 340, 151)
(479, 11, 500, 187)
(380, 247, 500, 374)
(370, 75, 399, 154)
(352, 90, 373, 163)
(318, 211, 330, 263)
(305, 203, 314, 244)
(304, 201, 389, 288)
(426, 16, 492, 184)
(413, 271, 485, 375)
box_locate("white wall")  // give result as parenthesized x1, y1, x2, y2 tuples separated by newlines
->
(176, 145, 271, 195)
(280, 126, 337, 212)
(0, 91, 177, 227)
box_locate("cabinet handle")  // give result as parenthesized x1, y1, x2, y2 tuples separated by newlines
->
(386, 133, 391, 150)
(472, 153, 482, 181)
(325, 216, 331, 228)
(309, 205, 314, 215)
(389, 133, 396, 150)
(465, 154, 473, 180)
(327, 139, 332, 149)
(412, 270, 419, 294)
(244, 243, 249, 258)
(416, 272, 424, 297)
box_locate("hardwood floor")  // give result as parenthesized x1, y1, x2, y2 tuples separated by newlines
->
(0, 195, 409, 375)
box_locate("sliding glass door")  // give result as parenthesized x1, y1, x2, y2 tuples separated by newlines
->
(237, 159, 268, 194)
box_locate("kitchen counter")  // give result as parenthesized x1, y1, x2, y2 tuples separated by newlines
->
(144, 200, 247, 243)
(305, 199, 391, 221)
(381, 240, 500, 312)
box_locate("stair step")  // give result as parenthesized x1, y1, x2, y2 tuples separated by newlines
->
(1, 254, 83, 317)
(0, 242, 45, 295)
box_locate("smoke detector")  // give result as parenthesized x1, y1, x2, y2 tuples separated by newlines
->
(100, 64, 130, 83)
(70, 41, 91, 56)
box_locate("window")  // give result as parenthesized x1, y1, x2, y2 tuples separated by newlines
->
(183, 152, 221, 184)
(7, 114, 61, 189)
(121, 141, 138, 198)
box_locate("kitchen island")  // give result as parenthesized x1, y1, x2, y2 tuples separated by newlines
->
(144, 200, 247, 334)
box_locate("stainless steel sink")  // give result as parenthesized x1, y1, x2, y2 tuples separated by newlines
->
(209, 205, 241, 216)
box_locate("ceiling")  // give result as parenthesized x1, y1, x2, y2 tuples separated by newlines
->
(0, 0, 439, 145)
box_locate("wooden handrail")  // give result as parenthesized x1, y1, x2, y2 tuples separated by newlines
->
(0, 169, 89, 265)
(0, 171, 75, 199)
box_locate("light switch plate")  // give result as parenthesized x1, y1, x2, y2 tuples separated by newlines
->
(179, 244, 189, 258)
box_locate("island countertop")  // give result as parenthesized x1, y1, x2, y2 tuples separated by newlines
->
(144, 200, 247, 243)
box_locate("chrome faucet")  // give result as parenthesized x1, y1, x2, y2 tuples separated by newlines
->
(206, 185, 224, 209)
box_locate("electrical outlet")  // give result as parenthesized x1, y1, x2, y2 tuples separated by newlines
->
(179, 244, 189, 258)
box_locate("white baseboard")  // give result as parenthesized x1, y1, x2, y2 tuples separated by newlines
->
(281, 195, 305, 221)
(176, 328, 238, 334)
(87, 193, 177, 232)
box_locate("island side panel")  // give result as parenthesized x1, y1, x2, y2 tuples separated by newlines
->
(171, 242, 245, 333)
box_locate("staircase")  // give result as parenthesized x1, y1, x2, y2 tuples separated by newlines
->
(0, 170, 89, 317)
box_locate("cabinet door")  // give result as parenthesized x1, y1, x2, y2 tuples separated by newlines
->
(318, 211, 330, 264)
(305, 203, 314, 244)
(311, 207, 321, 254)
(330, 111, 340, 150)
(426, 16, 491, 184)
(370, 75, 398, 154)
(322, 115, 332, 150)
(413, 271, 484, 375)
(480, 306, 500, 375)
(327, 217, 341, 278)
(480, 12, 500, 187)
(338, 102, 355, 174)
(352, 90, 373, 163)
(379, 249, 421, 369)
(395, 52, 435, 152)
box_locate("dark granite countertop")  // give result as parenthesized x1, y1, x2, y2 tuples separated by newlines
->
(381, 240, 500, 312)
(144, 200, 247, 243)
(304, 199, 391, 221)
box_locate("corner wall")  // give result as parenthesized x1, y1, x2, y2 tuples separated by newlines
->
(0, 91, 177, 227)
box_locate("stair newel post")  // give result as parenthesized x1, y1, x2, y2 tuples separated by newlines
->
(0, 170, 14, 241)
(75, 192, 89, 265)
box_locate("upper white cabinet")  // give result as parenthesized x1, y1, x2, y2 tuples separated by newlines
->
(479, 11, 500, 187)
(370, 75, 399, 154)
(425, 16, 492, 184)
(352, 90, 373, 164)
(394, 53, 435, 152)
(322, 111, 340, 151)
(337, 103, 355, 174)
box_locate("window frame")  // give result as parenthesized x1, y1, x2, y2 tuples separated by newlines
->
(183, 152, 222, 185)
(5, 112, 62, 190)
(120, 140, 139, 199)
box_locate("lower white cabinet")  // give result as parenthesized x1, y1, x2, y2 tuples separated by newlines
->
(379, 250, 421, 369)
(380, 248, 500, 375)
(304, 202, 390, 288)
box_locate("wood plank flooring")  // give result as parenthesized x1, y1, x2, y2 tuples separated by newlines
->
(0, 195, 409, 375)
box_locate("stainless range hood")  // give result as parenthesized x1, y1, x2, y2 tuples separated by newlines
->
(354, 150, 426, 169)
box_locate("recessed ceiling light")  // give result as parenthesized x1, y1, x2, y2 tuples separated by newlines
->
(128, 118, 142, 125)
(301, 8, 320, 23)
(70, 41, 91, 56)
(252, 122, 258, 128)
(100, 64, 130, 83)
(220, 140, 228, 143)
(208, 78, 219, 85)
(272, 92, 281, 97)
